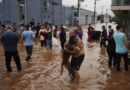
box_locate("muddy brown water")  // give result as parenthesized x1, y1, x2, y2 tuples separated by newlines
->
(0, 35, 130, 90)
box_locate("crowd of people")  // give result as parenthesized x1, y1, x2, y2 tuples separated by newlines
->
(0, 19, 84, 84)
(0, 20, 130, 85)
(100, 24, 129, 72)
(87, 23, 129, 72)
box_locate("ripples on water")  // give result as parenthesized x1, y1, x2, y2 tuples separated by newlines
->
(0, 37, 130, 90)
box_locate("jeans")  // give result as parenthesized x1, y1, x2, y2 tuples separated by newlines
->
(100, 38, 106, 47)
(107, 51, 116, 68)
(25, 46, 33, 60)
(61, 41, 66, 50)
(46, 40, 52, 50)
(4, 51, 22, 72)
(116, 53, 128, 71)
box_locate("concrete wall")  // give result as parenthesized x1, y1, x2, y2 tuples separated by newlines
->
(26, 0, 62, 25)
(0, 0, 63, 25)
(26, 0, 42, 24)
(0, 0, 94, 26)
(79, 9, 94, 25)
(0, 2, 3, 23)
(62, 6, 73, 25)
(2, 0, 19, 24)
(62, 7, 94, 26)
(85, 10, 94, 24)
(51, 0, 62, 25)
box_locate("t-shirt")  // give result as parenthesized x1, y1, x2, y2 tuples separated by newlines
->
(76, 30, 83, 39)
(46, 29, 52, 40)
(114, 32, 127, 54)
(101, 29, 107, 39)
(60, 30, 66, 42)
(22, 30, 34, 46)
(36, 25, 41, 36)
(39, 29, 46, 40)
(107, 36, 115, 53)
(108, 29, 114, 35)
(1, 32, 19, 52)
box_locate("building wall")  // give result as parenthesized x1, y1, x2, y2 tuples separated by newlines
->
(112, 0, 130, 37)
(9, 0, 19, 24)
(0, 2, 3, 23)
(51, 0, 62, 25)
(72, 9, 94, 25)
(62, 6, 73, 25)
(79, 9, 94, 25)
(0, 0, 94, 26)
(25, 0, 42, 24)
(2, 0, 19, 24)
(0, 0, 63, 25)
(26, 0, 62, 25)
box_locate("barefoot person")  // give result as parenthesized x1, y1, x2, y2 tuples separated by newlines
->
(61, 37, 77, 78)
(64, 30, 85, 84)
(1, 25, 22, 72)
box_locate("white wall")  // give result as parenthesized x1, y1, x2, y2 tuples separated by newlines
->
(79, 9, 94, 25)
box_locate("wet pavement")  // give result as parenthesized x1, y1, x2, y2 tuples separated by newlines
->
(0, 27, 130, 90)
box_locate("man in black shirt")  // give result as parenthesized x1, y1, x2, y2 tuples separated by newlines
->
(1, 25, 22, 72)
(100, 25, 107, 47)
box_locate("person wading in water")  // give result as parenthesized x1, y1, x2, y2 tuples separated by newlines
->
(62, 30, 85, 84)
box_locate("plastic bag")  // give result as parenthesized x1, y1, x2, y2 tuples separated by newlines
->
(52, 37, 59, 47)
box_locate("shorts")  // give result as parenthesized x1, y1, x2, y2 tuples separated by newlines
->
(71, 54, 85, 70)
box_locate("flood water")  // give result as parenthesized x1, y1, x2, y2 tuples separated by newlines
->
(0, 29, 130, 90)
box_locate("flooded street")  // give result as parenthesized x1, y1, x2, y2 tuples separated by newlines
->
(0, 27, 130, 90)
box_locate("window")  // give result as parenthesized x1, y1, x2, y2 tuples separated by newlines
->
(125, 0, 130, 5)
(112, 0, 121, 5)
(74, 11, 78, 17)
(112, 0, 130, 5)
